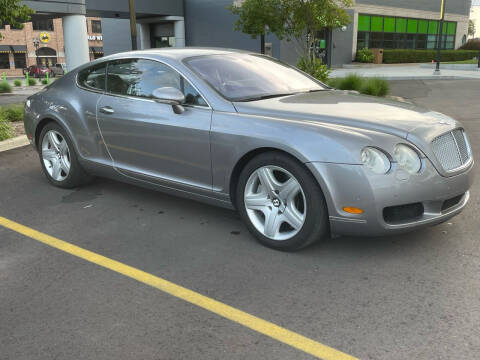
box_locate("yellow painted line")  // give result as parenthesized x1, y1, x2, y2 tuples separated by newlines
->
(0, 216, 357, 360)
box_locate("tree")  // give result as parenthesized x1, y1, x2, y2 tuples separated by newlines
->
(228, 0, 287, 54)
(229, 0, 353, 60)
(283, 0, 354, 61)
(0, 0, 35, 39)
(468, 19, 476, 38)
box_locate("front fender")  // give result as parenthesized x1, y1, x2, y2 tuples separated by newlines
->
(211, 111, 402, 194)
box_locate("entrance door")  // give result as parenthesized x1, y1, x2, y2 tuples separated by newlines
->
(96, 58, 212, 191)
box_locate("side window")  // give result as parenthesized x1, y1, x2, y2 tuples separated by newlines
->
(105, 58, 208, 107)
(78, 63, 106, 91)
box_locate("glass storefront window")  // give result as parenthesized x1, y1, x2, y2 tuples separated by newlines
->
(371, 16, 383, 32)
(418, 20, 428, 34)
(358, 15, 370, 32)
(407, 19, 418, 33)
(384, 17, 395, 33)
(428, 21, 438, 35)
(357, 14, 456, 51)
(396, 18, 407, 33)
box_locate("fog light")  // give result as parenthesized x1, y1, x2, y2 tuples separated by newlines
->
(343, 207, 364, 214)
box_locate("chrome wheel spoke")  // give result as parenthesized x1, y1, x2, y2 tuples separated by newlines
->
(257, 167, 277, 193)
(264, 207, 281, 237)
(59, 139, 68, 155)
(60, 157, 70, 174)
(42, 149, 57, 161)
(245, 192, 270, 211)
(278, 177, 300, 202)
(283, 205, 304, 230)
(51, 159, 62, 180)
(48, 132, 60, 152)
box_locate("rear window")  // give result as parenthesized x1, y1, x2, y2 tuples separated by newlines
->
(77, 63, 106, 91)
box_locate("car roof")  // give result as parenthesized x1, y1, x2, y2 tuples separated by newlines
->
(100, 47, 253, 62)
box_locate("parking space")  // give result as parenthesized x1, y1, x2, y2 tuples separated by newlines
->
(1, 80, 479, 360)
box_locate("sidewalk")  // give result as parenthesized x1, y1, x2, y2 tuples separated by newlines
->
(331, 64, 480, 80)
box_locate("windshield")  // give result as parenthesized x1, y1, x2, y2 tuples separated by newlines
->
(185, 54, 326, 102)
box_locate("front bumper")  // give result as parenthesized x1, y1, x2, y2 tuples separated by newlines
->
(307, 159, 474, 237)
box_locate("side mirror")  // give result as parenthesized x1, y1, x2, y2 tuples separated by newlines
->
(152, 87, 186, 114)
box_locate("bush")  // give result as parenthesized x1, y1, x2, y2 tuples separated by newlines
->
(297, 57, 331, 83)
(41, 79, 48, 85)
(383, 49, 478, 63)
(459, 39, 480, 50)
(27, 78, 37, 86)
(1, 104, 24, 122)
(0, 116, 14, 141)
(356, 47, 374, 63)
(361, 77, 390, 97)
(14, 79, 22, 87)
(0, 81, 12, 93)
(337, 74, 364, 91)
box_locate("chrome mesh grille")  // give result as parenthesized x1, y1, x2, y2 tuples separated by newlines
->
(431, 129, 471, 171)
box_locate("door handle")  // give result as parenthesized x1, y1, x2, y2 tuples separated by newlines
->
(99, 106, 114, 114)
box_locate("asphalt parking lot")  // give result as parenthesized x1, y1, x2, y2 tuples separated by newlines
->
(1, 79, 479, 360)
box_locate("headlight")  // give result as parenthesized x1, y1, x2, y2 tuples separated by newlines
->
(361, 147, 391, 174)
(393, 144, 422, 174)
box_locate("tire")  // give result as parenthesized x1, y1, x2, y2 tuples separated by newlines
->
(39, 122, 92, 188)
(236, 151, 328, 251)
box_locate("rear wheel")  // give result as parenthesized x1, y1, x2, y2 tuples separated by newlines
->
(39, 123, 92, 188)
(236, 152, 329, 251)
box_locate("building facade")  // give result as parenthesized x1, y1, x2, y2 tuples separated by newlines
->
(470, 0, 480, 39)
(15, 0, 472, 72)
(0, 15, 103, 76)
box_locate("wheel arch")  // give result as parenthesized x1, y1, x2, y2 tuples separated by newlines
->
(34, 115, 78, 153)
(229, 147, 329, 211)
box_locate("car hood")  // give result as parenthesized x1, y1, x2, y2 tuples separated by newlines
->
(233, 90, 459, 141)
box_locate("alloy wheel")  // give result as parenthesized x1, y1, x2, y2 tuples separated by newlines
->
(41, 130, 71, 182)
(244, 165, 307, 241)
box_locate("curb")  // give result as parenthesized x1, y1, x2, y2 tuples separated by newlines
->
(0, 135, 30, 152)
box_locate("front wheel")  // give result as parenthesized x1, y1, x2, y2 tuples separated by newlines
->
(236, 152, 329, 251)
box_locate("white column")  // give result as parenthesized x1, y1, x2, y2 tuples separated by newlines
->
(62, 15, 90, 72)
(173, 19, 185, 48)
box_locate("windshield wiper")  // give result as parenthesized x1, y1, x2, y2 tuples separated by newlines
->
(235, 93, 296, 102)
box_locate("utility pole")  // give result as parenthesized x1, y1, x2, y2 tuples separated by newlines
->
(434, 0, 447, 74)
(128, 0, 137, 50)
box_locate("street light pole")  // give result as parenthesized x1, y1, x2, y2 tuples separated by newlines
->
(128, 0, 137, 50)
(435, 0, 447, 74)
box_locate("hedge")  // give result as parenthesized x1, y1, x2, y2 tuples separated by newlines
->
(382, 49, 478, 64)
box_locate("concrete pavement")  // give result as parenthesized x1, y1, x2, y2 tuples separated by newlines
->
(331, 64, 480, 80)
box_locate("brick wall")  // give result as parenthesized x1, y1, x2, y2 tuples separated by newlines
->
(0, 17, 103, 76)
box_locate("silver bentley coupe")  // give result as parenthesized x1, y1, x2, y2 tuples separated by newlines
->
(24, 48, 474, 251)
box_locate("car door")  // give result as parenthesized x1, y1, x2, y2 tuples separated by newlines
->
(96, 58, 213, 191)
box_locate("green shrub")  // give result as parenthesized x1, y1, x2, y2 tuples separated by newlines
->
(326, 77, 342, 88)
(1, 104, 24, 122)
(356, 47, 374, 63)
(361, 78, 390, 97)
(383, 49, 478, 64)
(0, 117, 14, 141)
(297, 57, 331, 83)
(0, 81, 12, 93)
(41, 79, 48, 85)
(337, 74, 364, 91)
(27, 78, 37, 86)
(14, 79, 22, 87)
(459, 39, 480, 50)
